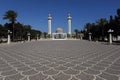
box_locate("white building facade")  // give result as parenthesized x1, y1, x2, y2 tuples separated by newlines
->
(47, 13, 72, 40)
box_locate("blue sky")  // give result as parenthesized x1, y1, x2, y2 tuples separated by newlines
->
(0, 0, 120, 32)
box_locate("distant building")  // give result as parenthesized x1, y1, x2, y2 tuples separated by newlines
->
(47, 13, 72, 40)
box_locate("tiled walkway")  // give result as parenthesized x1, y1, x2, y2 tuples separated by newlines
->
(0, 40, 120, 80)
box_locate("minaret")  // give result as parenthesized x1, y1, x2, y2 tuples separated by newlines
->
(67, 13, 72, 34)
(48, 14, 52, 35)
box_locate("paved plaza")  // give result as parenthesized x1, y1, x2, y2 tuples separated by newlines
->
(0, 40, 120, 80)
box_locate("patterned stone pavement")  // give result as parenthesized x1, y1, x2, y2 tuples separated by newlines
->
(0, 40, 120, 80)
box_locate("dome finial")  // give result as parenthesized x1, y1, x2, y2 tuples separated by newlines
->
(68, 13, 71, 17)
(48, 13, 51, 17)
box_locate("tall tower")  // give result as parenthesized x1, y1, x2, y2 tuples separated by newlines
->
(67, 13, 72, 34)
(48, 14, 52, 35)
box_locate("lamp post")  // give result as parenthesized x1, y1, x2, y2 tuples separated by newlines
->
(89, 32, 92, 41)
(27, 32, 31, 42)
(108, 29, 114, 44)
(7, 30, 12, 44)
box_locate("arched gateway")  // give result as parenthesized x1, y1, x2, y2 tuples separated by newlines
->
(48, 13, 72, 40)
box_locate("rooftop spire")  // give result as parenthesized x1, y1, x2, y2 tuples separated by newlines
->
(48, 13, 51, 17)
(48, 13, 52, 20)
(68, 13, 71, 17)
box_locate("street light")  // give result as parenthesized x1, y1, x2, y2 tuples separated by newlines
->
(27, 32, 31, 42)
(108, 29, 114, 44)
(89, 32, 92, 41)
(7, 30, 12, 44)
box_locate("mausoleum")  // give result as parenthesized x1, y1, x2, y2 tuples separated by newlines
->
(52, 28, 67, 40)
(48, 13, 72, 40)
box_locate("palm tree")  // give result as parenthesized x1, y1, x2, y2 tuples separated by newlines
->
(96, 18, 108, 41)
(85, 23, 92, 32)
(117, 8, 120, 17)
(3, 10, 17, 41)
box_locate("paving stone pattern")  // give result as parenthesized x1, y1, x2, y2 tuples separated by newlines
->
(0, 40, 120, 80)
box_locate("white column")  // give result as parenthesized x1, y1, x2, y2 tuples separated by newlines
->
(108, 29, 114, 44)
(7, 30, 11, 44)
(67, 13, 72, 35)
(89, 33, 92, 41)
(27, 33, 31, 42)
(48, 14, 52, 35)
(7, 34, 10, 44)
(28, 36, 30, 42)
(109, 33, 112, 44)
